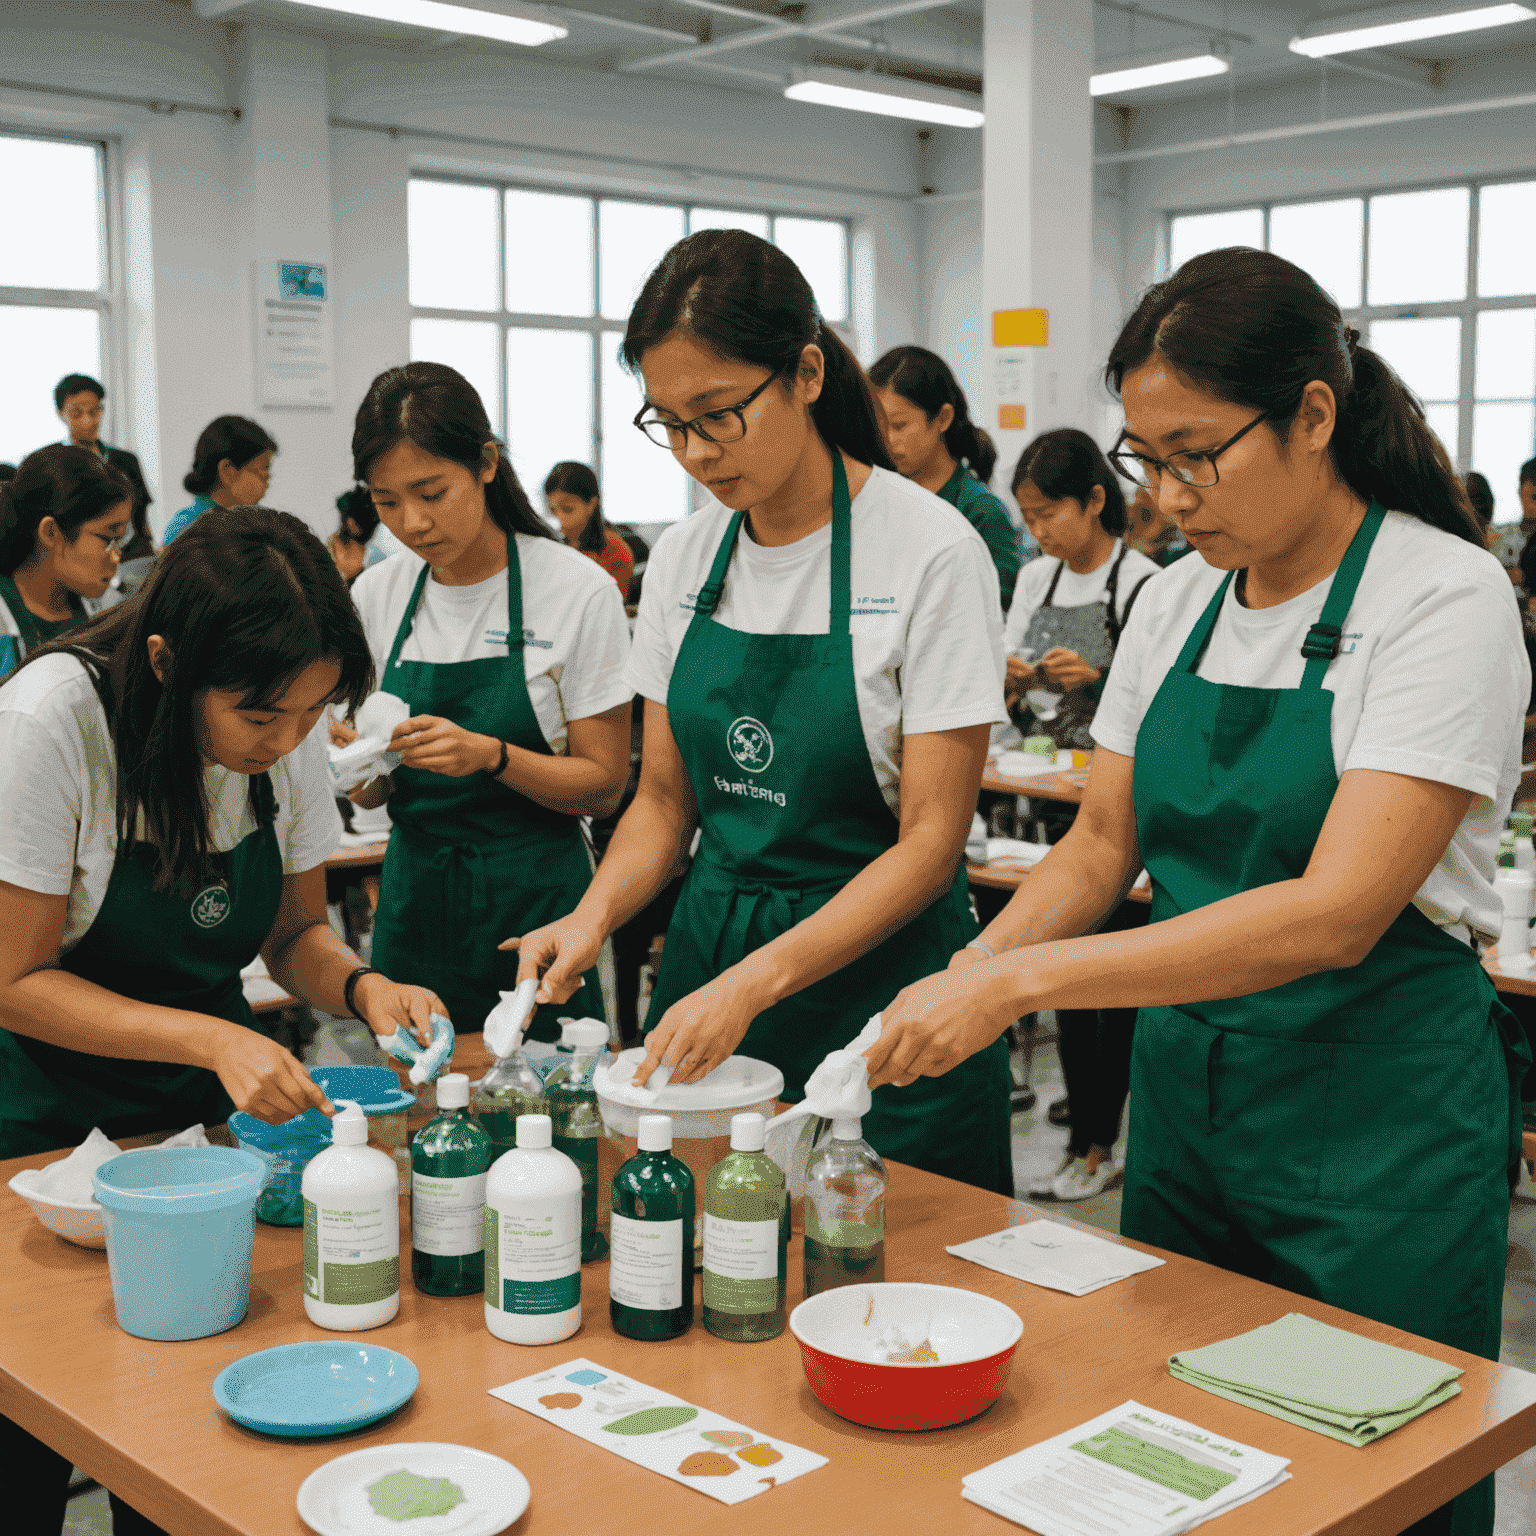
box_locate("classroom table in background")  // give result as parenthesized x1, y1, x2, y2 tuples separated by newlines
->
(981, 764, 1088, 804)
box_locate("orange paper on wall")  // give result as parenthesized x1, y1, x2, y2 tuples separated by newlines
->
(993, 309, 1049, 347)
(998, 404, 1026, 431)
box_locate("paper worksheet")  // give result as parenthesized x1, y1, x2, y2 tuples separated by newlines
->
(963, 1400, 1291, 1536)
(948, 1220, 1166, 1296)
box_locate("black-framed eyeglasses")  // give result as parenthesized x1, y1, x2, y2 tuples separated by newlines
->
(1108, 411, 1270, 489)
(634, 372, 781, 451)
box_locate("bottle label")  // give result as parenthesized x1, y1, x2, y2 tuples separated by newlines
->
(411, 1171, 487, 1257)
(609, 1213, 683, 1311)
(303, 1197, 399, 1306)
(702, 1214, 779, 1315)
(485, 1198, 580, 1315)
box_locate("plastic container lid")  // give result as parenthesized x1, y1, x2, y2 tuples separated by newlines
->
(93, 1146, 267, 1216)
(516, 1114, 552, 1149)
(731, 1112, 766, 1152)
(308, 1065, 414, 1117)
(638, 1114, 672, 1152)
(560, 1019, 609, 1051)
(331, 1102, 368, 1146)
(436, 1072, 469, 1110)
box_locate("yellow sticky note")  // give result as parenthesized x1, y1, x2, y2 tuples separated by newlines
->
(998, 404, 1026, 431)
(993, 309, 1049, 347)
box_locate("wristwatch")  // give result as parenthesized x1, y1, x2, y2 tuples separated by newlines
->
(487, 739, 509, 777)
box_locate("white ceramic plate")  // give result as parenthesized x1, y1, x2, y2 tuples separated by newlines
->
(7, 1170, 106, 1248)
(297, 1443, 529, 1536)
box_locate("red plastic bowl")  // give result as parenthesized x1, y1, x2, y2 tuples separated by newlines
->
(789, 1282, 1023, 1431)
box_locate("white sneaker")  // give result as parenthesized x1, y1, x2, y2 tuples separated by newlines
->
(1025, 1155, 1077, 1198)
(1052, 1159, 1121, 1201)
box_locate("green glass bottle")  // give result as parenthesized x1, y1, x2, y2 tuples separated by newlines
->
(703, 1112, 788, 1342)
(545, 1018, 610, 1262)
(470, 1051, 545, 1158)
(804, 1115, 886, 1298)
(610, 1113, 694, 1341)
(410, 1072, 494, 1297)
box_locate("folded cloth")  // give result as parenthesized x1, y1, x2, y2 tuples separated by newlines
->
(1168, 1312, 1463, 1447)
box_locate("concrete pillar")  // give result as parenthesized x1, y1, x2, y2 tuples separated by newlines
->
(982, 0, 1096, 486)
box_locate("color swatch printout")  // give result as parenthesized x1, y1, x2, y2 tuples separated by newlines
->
(489, 1358, 828, 1505)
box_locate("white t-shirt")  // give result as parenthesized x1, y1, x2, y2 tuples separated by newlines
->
(351, 535, 633, 754)
(1091, 512, 1529, 938)
(0, 655, 343, 953)
(1003, 540, 1164, 655)
(625, 465, 1006, 814)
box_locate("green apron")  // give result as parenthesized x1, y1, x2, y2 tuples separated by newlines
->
(647, 456, 1012, 1195)
(370, 533, 603, 1040)
(0, 775, 283, 1159)
(1124, 506, 1527, 1536)
(0, 573, 86, 674)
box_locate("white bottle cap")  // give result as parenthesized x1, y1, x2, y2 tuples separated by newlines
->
(331, 1100, 368, 1145)
(832, 1115, 863, 1142)
(436, 1072, 469, 1109)
(730, 1112, 766, 1152)
(516, 1113, 552, 1149)
(638, 1113, 673, 1152)
(561, 1019, 610, 1051)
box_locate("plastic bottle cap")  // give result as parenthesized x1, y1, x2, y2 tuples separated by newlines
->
(730, 1112, 766, 1152)
(331, 1101, 368, 1145)
(516, 1113, 552, 1149)
(832, 1115, 863, 1142)
(560, 1019, 610, 1051)
(638, 1113, 673, 1152)
(436, 1072, 469, 1109)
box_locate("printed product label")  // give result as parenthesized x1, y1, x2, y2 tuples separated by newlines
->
(702, 1214, 780, 1315)
(411, 1171, 487, 1257)
(486, 1198, 580, 1315)
(303, 1196, 399, 1306)
(609, 1214, 683, 1311)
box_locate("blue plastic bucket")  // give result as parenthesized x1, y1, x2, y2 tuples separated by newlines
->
(94, 1147, 265, 1341)
(230, 1108, 332, 1227)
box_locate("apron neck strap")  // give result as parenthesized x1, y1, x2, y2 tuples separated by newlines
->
(384, 532, 523, 672)
(0, 574, 41, 651)
(1299, 502, 1384, 688)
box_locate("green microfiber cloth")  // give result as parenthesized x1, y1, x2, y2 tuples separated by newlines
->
(1168, 1312, 1463, 1447)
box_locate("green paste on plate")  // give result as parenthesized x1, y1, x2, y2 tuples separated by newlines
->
(366, 1469, 466, 1521)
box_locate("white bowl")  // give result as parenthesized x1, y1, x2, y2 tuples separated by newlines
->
(790, 1280, 1023, 1366)
(8, 1169, 107, 1248)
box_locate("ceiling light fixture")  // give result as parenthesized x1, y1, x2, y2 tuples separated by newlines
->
(286, 0, 567, 47)
(1090, 51, 1230, 95)
(785, 69, 984, 129)
(1289, 2, 1533, 57)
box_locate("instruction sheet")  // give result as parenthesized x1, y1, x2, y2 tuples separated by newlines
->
(948, 1220, 1166, 1296)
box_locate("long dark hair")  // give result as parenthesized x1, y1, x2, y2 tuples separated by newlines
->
(0, 445, 133, 576)
(620, 229, 894, 472)
(868, 345, 997, 483)
(335, 486, 380, 544)
(351, 363, 553, 541)
(184, 416, 277, 496)
(543, 461, 606, 553)
(1011, 429, 1127, 536)
(1107, 247, 1482, 545)
(1463, 472, 1494, 528)
(27, 506, 373, 896)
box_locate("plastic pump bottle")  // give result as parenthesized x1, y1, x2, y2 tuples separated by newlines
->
(411, 1072, 494, 1297)
(803, 1115, 886, 1298)
(303, 1100, 400, 1331)
(703, 1112, 788, 1342)
(483, 1113, 583, 1345)
(545, 1018, 610, 1262)
(471, 1051, 546, 1158)
(610, 1113, 694, 1341)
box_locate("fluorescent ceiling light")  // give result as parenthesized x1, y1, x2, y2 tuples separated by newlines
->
(1290, 2, 1533, 56)
(287, 0, 567, 46)
(1090, 52, 1230, 95)
(785, 70, 984, 129)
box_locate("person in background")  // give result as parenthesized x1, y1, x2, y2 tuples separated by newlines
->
(328, 487, 389, 585)
(1464, 471, 1495, 546)
(1, 447, 131, 682)
(162, 416, 277, 544)
(53, 374, 153, 571)
(869, 345, 1024, 609)
(1490, 456, 1536, 580)
(543, 460, 635, 599)
(1123, 484, 1191, 566)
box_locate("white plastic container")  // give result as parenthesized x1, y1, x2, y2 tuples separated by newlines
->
(484, 1113, 582, 1345)
(1496, 867, 1535, 970)
(302, 1101, 400, 1331)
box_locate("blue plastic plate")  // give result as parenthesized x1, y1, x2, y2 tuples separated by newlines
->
(213, 1342, 419, 1438)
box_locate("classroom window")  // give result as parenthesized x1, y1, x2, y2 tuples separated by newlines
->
(1166, 177, 1536, 503)
(408, 177, 851, 524)
(0, 132, 112, 466)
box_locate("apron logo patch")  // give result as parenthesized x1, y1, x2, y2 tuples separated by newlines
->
(191, 885, 232, 929)
(727, 716, 773, 773)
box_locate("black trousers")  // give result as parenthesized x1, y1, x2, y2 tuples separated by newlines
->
(2, 1415, 167, 1536)
(1056, 1006, 1136, 1155)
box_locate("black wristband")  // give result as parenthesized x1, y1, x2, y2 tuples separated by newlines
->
(343, 966, 381, 1021)
(487, 739, 509, 777)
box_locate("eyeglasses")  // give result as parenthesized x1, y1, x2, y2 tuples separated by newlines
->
(1109, 411, 1271, 489)
(92, 530, 129, 554)
(634, 372, 781, 451)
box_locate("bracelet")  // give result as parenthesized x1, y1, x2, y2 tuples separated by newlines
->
(343, 965, 382, 1021)
(486, 739, 509, 777)
(965, 939, 996, 959)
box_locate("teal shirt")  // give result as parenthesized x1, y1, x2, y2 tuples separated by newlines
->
(162, 493, 218, 544)
(937, 465, 1023, 610)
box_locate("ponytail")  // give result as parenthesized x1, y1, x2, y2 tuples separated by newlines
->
(812, 325, 896, 471)
(868, 345, 994, 482)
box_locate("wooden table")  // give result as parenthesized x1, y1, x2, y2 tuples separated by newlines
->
(967, 860, 1153, 905)
(5, 1149, 1536, 1536)
(325, 840, 389, 872)
(981, 765, 1087, 804)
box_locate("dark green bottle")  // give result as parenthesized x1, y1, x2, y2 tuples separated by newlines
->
(411, 1072, 494, 1297)
(703, 1112, 788, 1342)
(545, 1019, 609, 1262)
(610, 1113, 694, 1340)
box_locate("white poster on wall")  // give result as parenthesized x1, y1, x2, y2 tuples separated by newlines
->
(256, 260, 334, 409)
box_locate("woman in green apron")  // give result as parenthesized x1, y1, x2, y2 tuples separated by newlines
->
(0, 505, 440, 1536)
(0, 445, 133, 681)
(872, 249, 1527, 1536)
(347, 364, 632, 1041)
(511, 230, 1013, 1194)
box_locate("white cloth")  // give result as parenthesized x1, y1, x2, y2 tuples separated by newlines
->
(625, 465, 1006, 813)
(1002, 540, 1163, 656)
(351, 536, 632, 755)
(1091, 512, 1529, 937)
(0, 655, 343, 952)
